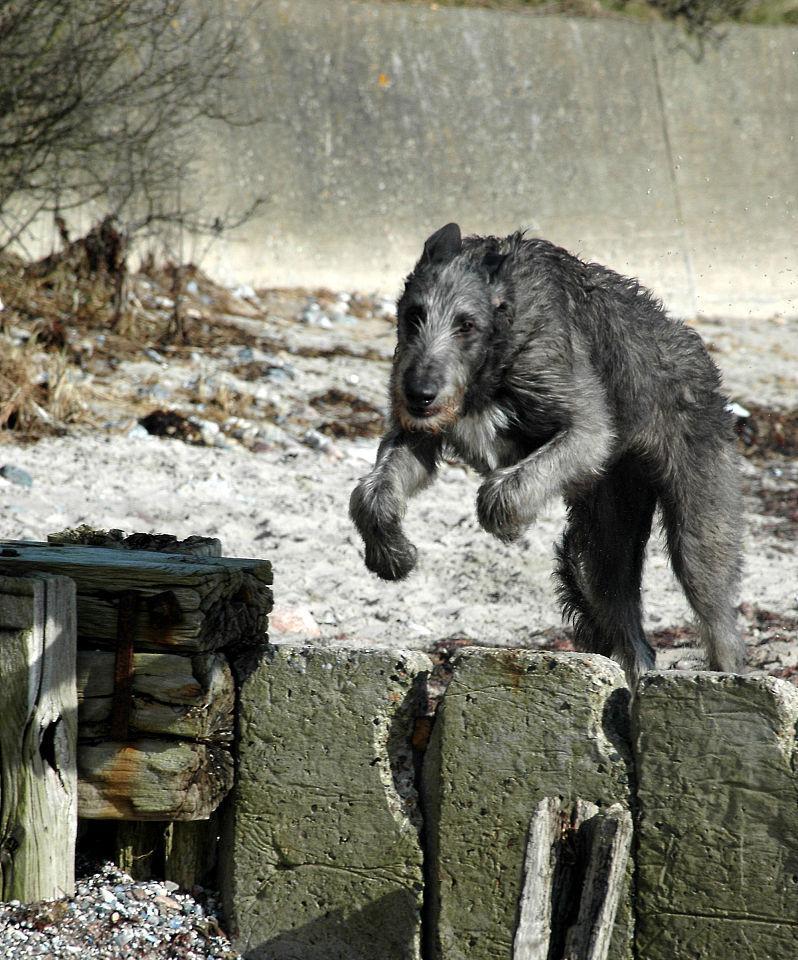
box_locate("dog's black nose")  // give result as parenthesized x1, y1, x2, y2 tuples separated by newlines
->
(404, 368, 441, 413)
(406, 384, 437, 408)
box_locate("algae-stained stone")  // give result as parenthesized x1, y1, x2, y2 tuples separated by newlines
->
(633, 672, 798, 960)
(220, 645, 431, 960)
(423, 649, 633, 960)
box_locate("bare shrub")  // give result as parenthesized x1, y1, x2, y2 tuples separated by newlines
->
(0, 1, 261, 248)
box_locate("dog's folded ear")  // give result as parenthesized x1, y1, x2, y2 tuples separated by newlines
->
(422, 222, 462, 265)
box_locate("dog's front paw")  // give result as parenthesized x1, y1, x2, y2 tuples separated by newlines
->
(477, 471, 526, 543)
(364, 529, 418, 581)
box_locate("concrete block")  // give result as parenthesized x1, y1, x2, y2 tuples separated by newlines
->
(423, 649, 633, 960)
(220, 644, 432, 960)
(633, 672, 798, 959)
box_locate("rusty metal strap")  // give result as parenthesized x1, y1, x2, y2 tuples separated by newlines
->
(110, 590, 141, 741)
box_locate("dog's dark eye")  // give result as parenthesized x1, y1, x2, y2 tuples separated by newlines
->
(403, 306, 425, 333)
(455, 314, 475, 334)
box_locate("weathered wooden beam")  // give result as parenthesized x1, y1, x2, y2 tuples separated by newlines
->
(513, 797, 560, 960)
(77, 739, 233, 820)
(514, 797, 600, 960)
(77, 651, 235, 741)
(563, 805, 633, 960)
(0, 540, 272, 653)
(0, 574, 78, 901)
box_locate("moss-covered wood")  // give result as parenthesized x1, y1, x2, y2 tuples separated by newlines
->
(48, 527, 222, 558)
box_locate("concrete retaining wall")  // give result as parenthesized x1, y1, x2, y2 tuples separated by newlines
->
(190, 0, 797, 319)
(221, 647, 798, 960)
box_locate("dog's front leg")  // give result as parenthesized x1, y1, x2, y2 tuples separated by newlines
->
(349, 429, 441, 580)
(477, 384, 615, 541)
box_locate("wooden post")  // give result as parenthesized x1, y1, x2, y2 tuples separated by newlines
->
(563, 805, 633, 960)
(0, 574, 77, 901)
(164, 815, 220, 890)
(513, 798, 631, 960)
(115, 821, 167, 881)
(513, 797, 561, 960)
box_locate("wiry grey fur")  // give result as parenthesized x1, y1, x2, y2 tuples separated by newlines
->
(349, 223, 744, 684)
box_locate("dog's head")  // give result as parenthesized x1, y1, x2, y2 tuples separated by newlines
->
(391, 223, 514, 433)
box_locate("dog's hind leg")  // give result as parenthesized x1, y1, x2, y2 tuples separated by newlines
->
(555, 455, 658, 687)
(659, 445, 744, 673)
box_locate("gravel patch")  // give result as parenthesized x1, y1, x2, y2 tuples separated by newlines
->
(0, 862, 241, 960)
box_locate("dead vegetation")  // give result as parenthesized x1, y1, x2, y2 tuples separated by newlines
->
(310, 388, 384, 439)
(0, 337, 86, 436)
(735, 403, 798, 461)
(0, 222, 393, 447)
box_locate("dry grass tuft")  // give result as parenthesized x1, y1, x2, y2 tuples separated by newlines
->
(0, 337, 87, 438)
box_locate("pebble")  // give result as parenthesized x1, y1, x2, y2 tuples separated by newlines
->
(0, 465, 33, 488)
(153, 895, 180, 912)
(265, 367, 294, 384)
(301, 428, 332, 452)
(231, 283, 257, 302)
(144, 348, 167, 365)
(299, 301, 322, 324)
(726, 400, 750, 418)
(375, 296, 396, 318)
(269, 604, 322, 638)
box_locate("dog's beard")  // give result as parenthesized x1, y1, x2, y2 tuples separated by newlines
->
(392, 385, 463, 434)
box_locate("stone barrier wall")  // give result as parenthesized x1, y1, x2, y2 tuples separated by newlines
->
(187, 0, 797, 319)
(220, 645, 798, 960)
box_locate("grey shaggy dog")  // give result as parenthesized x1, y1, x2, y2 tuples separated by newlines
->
(349, 223, 744, 684)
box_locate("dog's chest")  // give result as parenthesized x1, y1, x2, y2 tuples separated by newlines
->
(448, 406, 517, 473)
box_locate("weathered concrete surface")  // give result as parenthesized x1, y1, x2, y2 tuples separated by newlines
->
(189, 1, 798, 320)
(220, 644, 431, 960)
(200, 1, 690, 312)
(422, 649, 633, 960)
(633, 672, 798, 959)
(653, 25, 798, 318)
